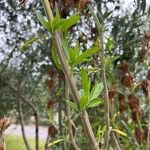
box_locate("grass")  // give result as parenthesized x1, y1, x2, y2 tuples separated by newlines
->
(5, 135, 45, 150)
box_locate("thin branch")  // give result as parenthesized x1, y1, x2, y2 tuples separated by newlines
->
(65, 79, 80, 150)
(18, 98, 32, 150)
(41, 0, 100, 149)
(88, 4, 110, 150)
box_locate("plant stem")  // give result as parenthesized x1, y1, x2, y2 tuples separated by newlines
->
(88, 4, 110, 150)
(41, 0, 100, 149)
(147, 86, 150, 150)
(65, 79, 80, 150)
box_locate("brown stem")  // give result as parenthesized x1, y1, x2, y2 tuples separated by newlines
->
(41, 0, 100, 149)
(65, 79, 80, 150)
(87, 4, 110, 150)
(147, 86, 150, 150)
(58, 77, 66, 150)
(18, 98, 32, 150)
(10, 85, 39, 150)
(111, 132, 121, 150)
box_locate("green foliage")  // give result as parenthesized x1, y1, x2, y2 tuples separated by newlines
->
(20, 35, 47, 51)
(79, 69, 104, 111)
(73, 47, 100, 66)
(36, 11, 80, 33)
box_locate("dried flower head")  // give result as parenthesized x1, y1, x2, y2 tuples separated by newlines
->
(139, 49, 147, 63)
(135, 127, 144, 144)
(47, 79, 54, 90)
(141, 79, 149, 95)
(118, 60, 129, 73)
(48, 68, 56, 77)
(118, 94, 126, 113)
(48, 124, 57, 138)
(120, 74, 134, 88)
(108, 87, 116, 99)
(128, 94, 139, 112)
(141, 33, 150, 50)
(47, 100, 57, 109)
(132, 110, 142, 122)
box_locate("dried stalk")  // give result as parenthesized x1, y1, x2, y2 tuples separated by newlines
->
(41, 0, 99, 149)
(87, 4, 110, 150)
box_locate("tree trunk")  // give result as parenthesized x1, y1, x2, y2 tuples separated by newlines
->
(34, 112, 39, 150)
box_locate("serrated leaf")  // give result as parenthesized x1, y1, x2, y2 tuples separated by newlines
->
(87, 98, 103, 108)
(73, 47, 99, 66)
(65, 100, 78, 111)
(111, 129, 127, 137)
(90, 83, 103, 100)
(60, 15, 80, 32)
(48, 138, 64, 147)
(36, 11, 52, 32)
(51, 46, 61, 69)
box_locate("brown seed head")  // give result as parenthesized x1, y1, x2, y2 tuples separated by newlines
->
(47, 100, 57, 109)
(108, 87, 116, 99)
(141, 79, 149, 96)
(128, 94, 139, 112)
(132, 110, 142, 122)
(135, 128, 144, 144)
(48, 124, 57, 138)
(118, 60, 129, 73)
(120, 74, 134, 88)
(47, 79, 54, 90)
(118, 94, 126, 113)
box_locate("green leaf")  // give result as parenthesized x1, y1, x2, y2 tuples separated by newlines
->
(36, 11, 52, 32)
(20, 35, 48, 51)
(105, 37, 114, 51)
(90, 83, 103, 100)
(51, 46, 61, 69)
(80, 69, 90, 95)
(48, 138, 64, 147)
(79, 89, 84, 97)
(104, 56, 120, 68)
(60, 15, 80, 32)
(73, 47, 99, 66)
(79, 95, 89, 111)
(65, 100, 78, 111)
(20, 37, 39, 51)
(96, 125, 106, 141)
(87, 98, 103, 108)
(69, 49, 77, 66)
